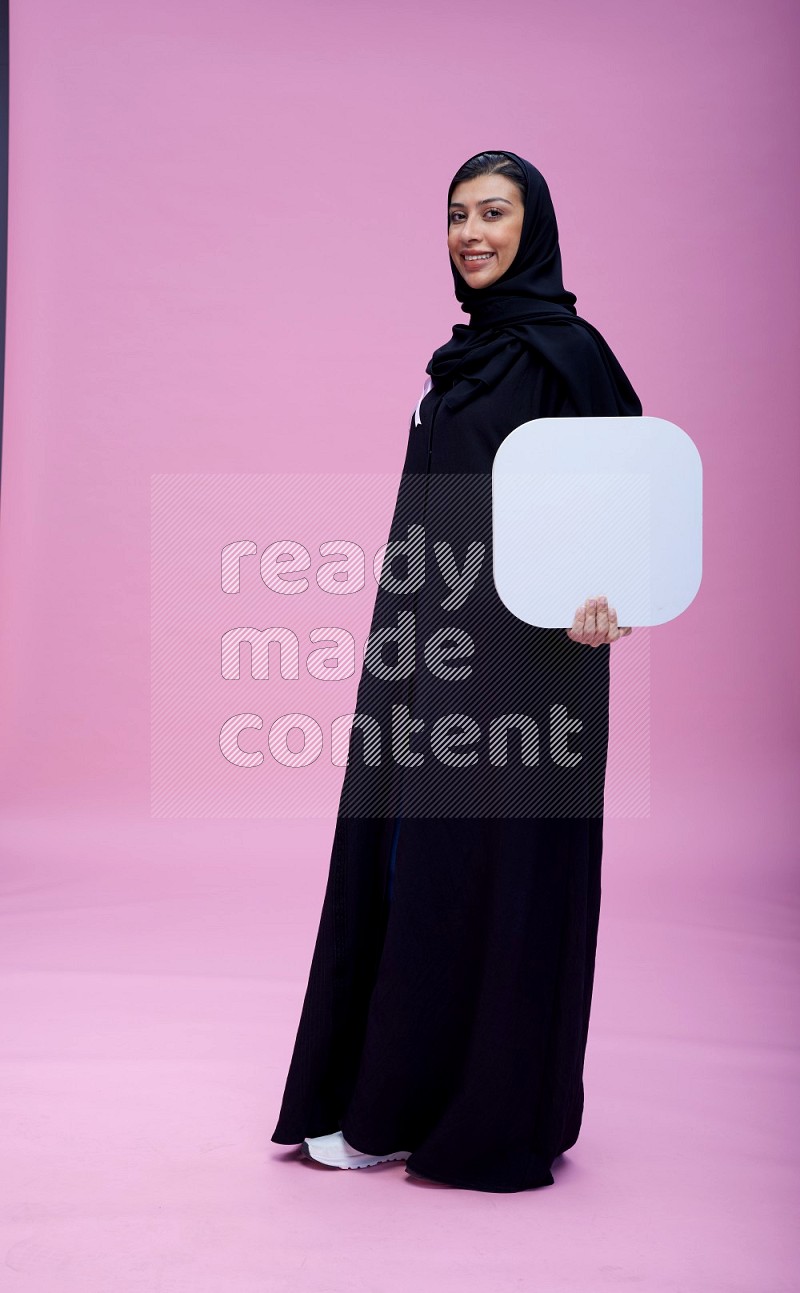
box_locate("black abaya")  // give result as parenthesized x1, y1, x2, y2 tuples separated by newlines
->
(271, 348, 629, 1191)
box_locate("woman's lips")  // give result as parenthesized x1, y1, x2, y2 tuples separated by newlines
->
(461, 252, 495, 271)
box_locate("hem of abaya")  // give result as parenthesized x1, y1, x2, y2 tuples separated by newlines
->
(403, 1157, 556, 1193)
(271, 1126, 559, 1192)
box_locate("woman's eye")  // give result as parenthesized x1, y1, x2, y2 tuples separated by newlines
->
(449, 209, 503, 223)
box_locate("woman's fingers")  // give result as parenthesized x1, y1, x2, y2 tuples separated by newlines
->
(565, 596, 633, 646)
(607, 605, 633, 640)
(566, 604, 585, 641)
(588, 597, 608, 647)
(568, 597, 602, 647)
(607, 603, 622, 640)
(584, 597, 597, 638)
(566, 604, 584, 644)
(596, 596, 611, 642)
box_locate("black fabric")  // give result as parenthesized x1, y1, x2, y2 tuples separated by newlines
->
(270, 151, 642, 1192)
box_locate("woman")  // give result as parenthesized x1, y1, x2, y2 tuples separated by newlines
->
(271, 150, 641, 1193)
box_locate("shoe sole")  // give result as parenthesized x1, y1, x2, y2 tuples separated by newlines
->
(301, 1140, 411, 1169)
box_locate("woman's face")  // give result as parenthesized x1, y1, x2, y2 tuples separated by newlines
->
(447, 173, 524, 288)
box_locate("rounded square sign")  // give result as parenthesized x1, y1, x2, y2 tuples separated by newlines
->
(492, 416, 702, 627)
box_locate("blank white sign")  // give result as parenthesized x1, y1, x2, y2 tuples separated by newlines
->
(492, 416, 702, 627)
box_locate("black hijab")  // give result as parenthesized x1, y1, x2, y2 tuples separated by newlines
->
(426, 150, 642, 416)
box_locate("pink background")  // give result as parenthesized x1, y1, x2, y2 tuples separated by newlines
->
(0, 0, 797, 1289)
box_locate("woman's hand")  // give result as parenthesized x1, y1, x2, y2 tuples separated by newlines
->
(566, 596, 632, 647)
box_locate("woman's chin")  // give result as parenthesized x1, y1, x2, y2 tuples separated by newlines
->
(460, 272, 495, 289)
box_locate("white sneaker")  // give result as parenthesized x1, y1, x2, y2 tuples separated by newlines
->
(302, 1130, 411, 1169)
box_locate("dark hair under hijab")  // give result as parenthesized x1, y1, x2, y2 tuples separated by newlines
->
(426, 149, 642, 417)
(448, 150, 528, 208)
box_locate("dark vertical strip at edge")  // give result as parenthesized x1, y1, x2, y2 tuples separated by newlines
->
(0, 0, 8, 507)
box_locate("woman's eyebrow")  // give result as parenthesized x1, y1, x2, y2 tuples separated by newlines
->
(448, 197, 514, 209)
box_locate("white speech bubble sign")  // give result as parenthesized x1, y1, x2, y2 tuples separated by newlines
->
(492, 416, 702, 627)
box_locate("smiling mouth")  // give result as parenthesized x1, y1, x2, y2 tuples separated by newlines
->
(462, 252, 494, 262)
